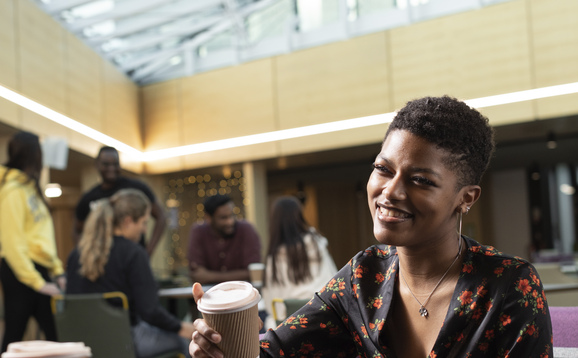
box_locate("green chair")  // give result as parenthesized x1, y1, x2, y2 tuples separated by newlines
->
(271, 298, 311, 326)
(51, 292, 184, 358)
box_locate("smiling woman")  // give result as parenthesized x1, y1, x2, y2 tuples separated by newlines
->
(190, 96, 554, 358)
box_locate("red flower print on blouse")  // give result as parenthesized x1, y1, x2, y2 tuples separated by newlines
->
(499, 314, 512, 327)
(354, 265, 366, 279)
(517, 279, 532, 296)
(459, 290, 473, 305)
(299, 342, 314, 354)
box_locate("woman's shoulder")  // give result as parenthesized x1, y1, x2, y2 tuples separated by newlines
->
(0, 168, 31, 195)
(304, 229, 327, 245)
(110, 236, 147, 259)
(464, 236, 537, 276)
(465, 237, 527, 262)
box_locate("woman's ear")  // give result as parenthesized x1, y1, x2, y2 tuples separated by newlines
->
(121, 215, 134, 228)
(458, 185, 481, 213)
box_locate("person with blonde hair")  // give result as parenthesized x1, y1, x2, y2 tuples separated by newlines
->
(0, 131, 65, 353)
(66, 188, 194, 358)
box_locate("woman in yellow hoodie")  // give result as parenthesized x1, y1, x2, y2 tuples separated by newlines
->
(0, 131, 66, 352)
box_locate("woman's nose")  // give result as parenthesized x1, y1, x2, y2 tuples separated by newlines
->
(383, 176, 406, 200)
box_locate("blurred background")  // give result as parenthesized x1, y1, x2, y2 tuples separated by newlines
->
(0, 0, 576, 306)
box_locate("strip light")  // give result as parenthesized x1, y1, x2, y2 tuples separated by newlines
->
(0, 82, 577, 162)
(0, 84, 142, 157)
(464, 82, 578, 109)
(143, 112, 396, 161)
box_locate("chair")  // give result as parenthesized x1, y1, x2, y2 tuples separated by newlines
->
(51, 292, 184, 358)
(549, 306, 578, 348)
(271, 298, 310, 326)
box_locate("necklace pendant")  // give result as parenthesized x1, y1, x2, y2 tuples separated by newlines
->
(419, 306, 428, 317)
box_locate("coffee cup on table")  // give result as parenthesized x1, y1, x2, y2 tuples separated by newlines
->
(197, 281, 261, 358)
(248, 263, 265, 288)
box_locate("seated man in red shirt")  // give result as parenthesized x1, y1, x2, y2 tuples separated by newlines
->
(187, 194, 261, 284)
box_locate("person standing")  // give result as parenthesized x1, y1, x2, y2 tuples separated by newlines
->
(74, 146, 166, 256)
(67, 189, 194, 358)
(187, 194, 261, 284)
(0, 131, 66, 352)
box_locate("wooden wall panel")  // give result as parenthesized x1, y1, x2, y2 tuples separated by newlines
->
(390, 0, 534, 112)
(140, 0, 578, 171)
(64, 32, 103, 131)
(530, 0, 578, 119)
(0, 0, 144, 174)
(0, 0, 17, 88)
(18, 0, 67, 114)
(390, 16, 453, 107)
(143, 143, 279, 174)
(141, 79, 182, 151)
(144, 156, 185, 175)
(276, 32, 390, 128)
(450, 0, 533, 99)
(181, 142, 278, 171)
(21, 110, 69, 140)
(0, 0, 18, 126)
(102, 61, 141, 150)
(477, 102, 535, 127)
(181, 58, 276, 144)
(278, 124, 385, 157)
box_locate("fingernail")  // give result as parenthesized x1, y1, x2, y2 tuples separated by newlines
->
(211, 333, 221, 342)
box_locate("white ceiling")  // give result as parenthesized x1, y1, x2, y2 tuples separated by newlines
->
(31, 0, 512, 85)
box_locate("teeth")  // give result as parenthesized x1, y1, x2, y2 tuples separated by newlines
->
(379, 207, 410, 218)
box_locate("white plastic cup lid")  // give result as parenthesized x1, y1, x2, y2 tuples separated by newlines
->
(197, 281, 261, 314)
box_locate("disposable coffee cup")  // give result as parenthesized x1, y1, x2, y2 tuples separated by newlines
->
(248, 263, 265, 287)
(197, 281, 261, 358)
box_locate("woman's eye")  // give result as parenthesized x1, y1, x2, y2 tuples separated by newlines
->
(372, 163, 390, 173)
(413, 176, 435, 186)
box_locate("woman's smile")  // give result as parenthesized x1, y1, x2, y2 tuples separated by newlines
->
(376, 205, 413, 222)
(367, 129, 462, 247)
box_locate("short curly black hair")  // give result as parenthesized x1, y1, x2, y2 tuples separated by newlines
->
(204, 194, 233, 216)
(385, 96, 495, 187)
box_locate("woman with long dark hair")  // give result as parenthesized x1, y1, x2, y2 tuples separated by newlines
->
(0, 131, 65, 352)
(66, 188, 195, 358)
(262, 196, 337, 329)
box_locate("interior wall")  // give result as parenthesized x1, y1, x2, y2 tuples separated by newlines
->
(0, 0, 142, 172)
(1, 0, 577, 176)
(141, 0, 578, 174)
(489, 168, 532, 260)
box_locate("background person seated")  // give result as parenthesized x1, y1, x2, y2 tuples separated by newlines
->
(187, 194, 261, 284)
(66, 189, 194, 358)
(261, 196, 337, 329)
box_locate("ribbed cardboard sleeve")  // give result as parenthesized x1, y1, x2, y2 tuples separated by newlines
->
(202, 304, 260, 358)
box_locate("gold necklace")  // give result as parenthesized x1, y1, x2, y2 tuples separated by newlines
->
(399, 236, 462, 318)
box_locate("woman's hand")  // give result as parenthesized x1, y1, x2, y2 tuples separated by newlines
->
(56, 275, 66, 291)
(189, 283, 224, 358)
(38, 282, 61, 296)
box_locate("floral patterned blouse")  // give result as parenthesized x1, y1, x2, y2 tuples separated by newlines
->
(259, 236, 553, 358)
